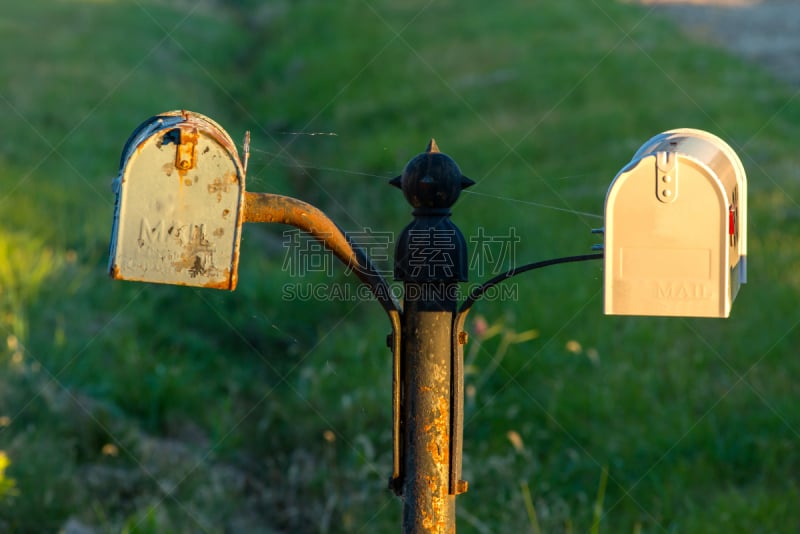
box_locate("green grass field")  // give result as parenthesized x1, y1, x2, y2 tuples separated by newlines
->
(1, 0, 800, 532)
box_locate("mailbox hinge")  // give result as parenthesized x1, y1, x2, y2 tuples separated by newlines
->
(655, 151, 678, 203)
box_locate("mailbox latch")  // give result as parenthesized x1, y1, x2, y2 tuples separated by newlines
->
(655, 151, 677, 204)
(173, 127, 198, 171)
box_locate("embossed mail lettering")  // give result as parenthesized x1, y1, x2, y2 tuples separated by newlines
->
(139, 218, 207, 246)
(656, 282, 712, 300)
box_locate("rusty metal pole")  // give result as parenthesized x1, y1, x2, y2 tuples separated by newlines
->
(400, 293, 456, 531)
(390, 140, 474, 533)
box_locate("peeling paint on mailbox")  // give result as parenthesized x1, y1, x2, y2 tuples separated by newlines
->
(109, 110, 245, 290)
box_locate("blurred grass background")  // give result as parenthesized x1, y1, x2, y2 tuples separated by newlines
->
(1, 0, 800, 532)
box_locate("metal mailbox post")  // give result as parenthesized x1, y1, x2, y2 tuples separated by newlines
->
(388, 140, 475, 530)
(109, 111, 747, 533)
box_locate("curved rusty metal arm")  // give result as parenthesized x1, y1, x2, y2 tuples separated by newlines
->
(243, 192, 402, 315)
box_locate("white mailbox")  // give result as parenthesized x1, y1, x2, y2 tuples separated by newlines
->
(603, 128, 747, 318)
(109, 110, 246, 290)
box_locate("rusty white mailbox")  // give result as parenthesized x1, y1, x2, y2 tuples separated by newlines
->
(603, 128, 747, 318)
(109, 110, 246, 290)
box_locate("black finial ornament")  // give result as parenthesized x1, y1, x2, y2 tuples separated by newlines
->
(390, 139, 475, 211)
(392, 141, 473, 284)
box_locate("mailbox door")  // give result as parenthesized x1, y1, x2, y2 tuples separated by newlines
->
(109, 111, 245, 290)
(605, 154, 730, 317)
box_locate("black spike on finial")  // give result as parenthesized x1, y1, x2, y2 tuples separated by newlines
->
(461, 175, 476, 189)
(426, 138, 440, 153)
(389, 175, 402, 189)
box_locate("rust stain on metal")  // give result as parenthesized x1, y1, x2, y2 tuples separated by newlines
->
(135, 137, 148, 157)
(425, 396, 450, 466)
(208, 172, 236, 202)
(171, 225, 217, 279)
(457, 331, 468, 345)
(202, 268, 233, 290)
(419, 488, 448, 532)
(184, 110, 241, 158)
(229, 267, 238, 290)
(110, 264, 121, 279)
(431, 497, 447, 532)
(424, 474, 437, 492)
(421, 509, 433, 530)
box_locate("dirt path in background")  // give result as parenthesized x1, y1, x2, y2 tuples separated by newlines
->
(635, 0, 800, 87)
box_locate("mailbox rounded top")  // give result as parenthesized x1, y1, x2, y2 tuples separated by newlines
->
(392, 139, 474, 210)
(119, 110, 240, 171)
(633, 128, 746, 191)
